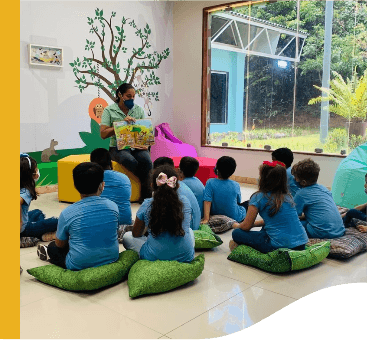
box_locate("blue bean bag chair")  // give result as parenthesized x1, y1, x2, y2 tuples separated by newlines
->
(332, 143, 367, 208)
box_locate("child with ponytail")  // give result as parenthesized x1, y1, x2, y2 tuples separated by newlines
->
(20, 153, 58, 241)
(122, 165, 195, 262)
(230, 161, 308, 253)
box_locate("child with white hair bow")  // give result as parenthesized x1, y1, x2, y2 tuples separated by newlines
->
(122, 165, 195, 262)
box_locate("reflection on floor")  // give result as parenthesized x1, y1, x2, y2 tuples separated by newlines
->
(20, 184, 367, 339)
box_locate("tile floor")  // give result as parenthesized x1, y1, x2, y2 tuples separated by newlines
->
(20, 184, 367, 339)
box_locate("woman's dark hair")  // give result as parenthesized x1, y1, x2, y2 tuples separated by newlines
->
(292, 158, 320, 185)
(179, 157, 199, 178)
(216, 156, 236, 179)
(271, 148, 294, 168)
(149, 165, 185, 237)
(115, 83, 134, 103)
(251, 163, 290, 217)
(90, 148, 112, 170)
(20, 156, 38, 200)
(73, 162, 104, 195)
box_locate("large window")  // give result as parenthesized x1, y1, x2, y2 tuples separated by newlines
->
(202, 0, 367, 155)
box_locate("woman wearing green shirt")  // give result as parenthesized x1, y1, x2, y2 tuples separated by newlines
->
(100, 83, 152, 202)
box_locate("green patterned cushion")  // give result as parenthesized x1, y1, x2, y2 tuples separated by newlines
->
(128, 254, 205, 298)
(227, 241, 330, 273)
(194, 224, 223, 249)
(27, 250, 139, 291)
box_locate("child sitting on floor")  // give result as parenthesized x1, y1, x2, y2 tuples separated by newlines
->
(230, 161, 308, 253)
(37, 162, 120, 270)
(272, 147, 300, 197)
(90, 148, 132, 225)
(342, 173, 367, 233)
(179, 156, 205, 218)
(292, 158, 345, 239)
(122, 165, 195, 262)
(20, 153, 58, 242)
(202, 156, 247, 224)
(152, 157, 201, 230)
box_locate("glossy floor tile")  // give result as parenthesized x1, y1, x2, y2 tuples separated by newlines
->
(20, 184, 367, 339)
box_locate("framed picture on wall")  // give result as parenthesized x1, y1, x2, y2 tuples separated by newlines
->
(28, 44, 63, 67)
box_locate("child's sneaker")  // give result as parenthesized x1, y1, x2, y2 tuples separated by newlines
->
(41, 231, 56, 242)
(37, 244, 49, 261)
(229, 240, 239, 252)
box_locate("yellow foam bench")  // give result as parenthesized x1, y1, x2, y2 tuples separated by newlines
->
(57, 154, 141, 203)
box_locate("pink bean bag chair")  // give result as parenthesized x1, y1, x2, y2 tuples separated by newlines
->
(150, 123, 197, 162)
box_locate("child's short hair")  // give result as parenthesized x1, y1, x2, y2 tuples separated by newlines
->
(179, 157, 199, 178)
(153, 157, 174, 169)
(73, 162, 104, 195)
(292, 158, 320, 185)
(216, 156, 236, 179)
(90, 148, 112, 170)
(271, 148, 294, 168)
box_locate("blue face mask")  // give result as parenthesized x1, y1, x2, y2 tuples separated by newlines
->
(124, 99, 134, 110)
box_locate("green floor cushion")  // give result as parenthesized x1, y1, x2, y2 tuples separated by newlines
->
(27, 250, 139, 291)
(128, 254, 205, 298)
(227, 241, 330, 273)
(208, 215, 236, 233)
(194, 224, 223, 249)
(307, 226, 367, 259)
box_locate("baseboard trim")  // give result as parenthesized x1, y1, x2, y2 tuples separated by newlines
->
(230, 175, 258, 185)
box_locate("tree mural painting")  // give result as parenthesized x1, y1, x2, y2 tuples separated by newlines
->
(70, 8, 170, 103)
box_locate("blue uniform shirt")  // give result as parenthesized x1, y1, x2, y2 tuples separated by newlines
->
(20, 188, 32, 233)
(177, 181, 201, 230)
(203, 178, 246, 222)
(101, 170, 132, 225)
(250, 192, 308, 249)
(286, 167, 301, 198)
(182, 177, 205, 218)
(56, 196, 119, 271)
(294, 183, 345, 239)
(137, 195, 195, 263)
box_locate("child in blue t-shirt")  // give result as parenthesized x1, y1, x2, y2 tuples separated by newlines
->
(292, 158, 345, 239)
(152, 157, 201, 230)
(122, 165, 195, 262)
(272, 147, 300, 197)
(180, 156, 205, 218)
(37, 162, 120, 270)
(90, 148, 132, 225)
(202, 156, 246, 223)
(230, 160, 308, 253)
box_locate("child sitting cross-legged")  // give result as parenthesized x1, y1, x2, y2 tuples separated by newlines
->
(230, 161, 308, 253)
(122, 165, 195, 262)
(179, 156, 205, 218)
(292, 158, 345, 239)
(202, 156, 247, 224)
(37, 162, 120, 270)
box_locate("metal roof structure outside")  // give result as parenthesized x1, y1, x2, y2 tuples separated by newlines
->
(211, 11, 308, 62)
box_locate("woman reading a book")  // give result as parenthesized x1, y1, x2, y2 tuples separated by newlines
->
(100, 83, 152, 202)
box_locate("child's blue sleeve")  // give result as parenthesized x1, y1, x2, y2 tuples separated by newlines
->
(236, 183, 242, 204)
(56, 213, 69, 241)
(293, 192, 305, 216)
(203, 181, 213, 202)
(136, 201, 148, 223)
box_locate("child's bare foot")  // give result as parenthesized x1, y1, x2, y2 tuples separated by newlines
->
(357, 225, 367, 233)
(229, 240, 239, 252)
(232, 222, 240, 229)
(41, 231, 56, 242)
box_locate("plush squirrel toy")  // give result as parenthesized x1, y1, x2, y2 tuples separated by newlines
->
(41, 139, 59, 162)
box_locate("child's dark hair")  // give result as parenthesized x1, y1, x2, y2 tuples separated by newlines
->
(292, 158, 320, 186)
(179, 157, 199, 178)
(216, 156, 236, 179)
(149, 165, 185, 237)
(252, 163, 290, 217)
(20, 155, 38, 200)
(73, 162, 104, 195)
(115, 83, 134, 103)
(272, 148, 294, 168)
(90, 148, 112, 170)
(153, 157, 174, 169)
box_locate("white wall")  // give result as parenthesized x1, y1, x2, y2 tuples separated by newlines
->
(20, 1, 173, 153)
(172, 1, 344, 188)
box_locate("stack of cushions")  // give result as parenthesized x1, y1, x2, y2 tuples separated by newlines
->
(27, 250, 139, 291)
(307, 224, 367, 259)
(228, 241, 330, 273)
(208, 215, 236, 233)
(194, 224, 223, 249)
(128, 254, 205, 298)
